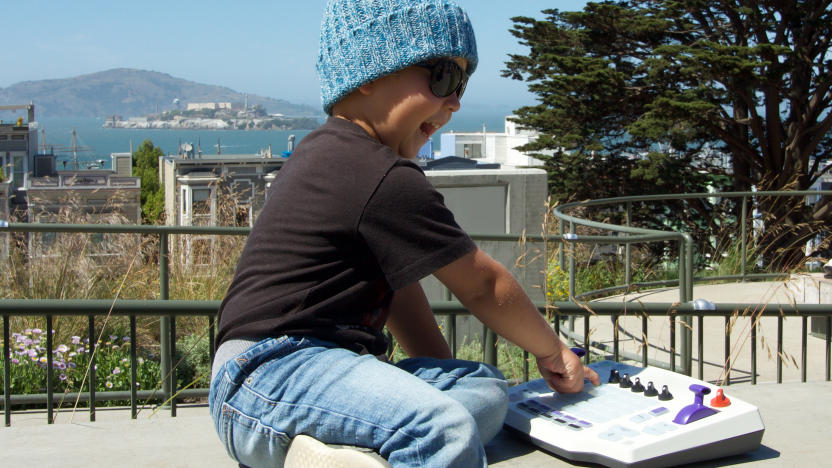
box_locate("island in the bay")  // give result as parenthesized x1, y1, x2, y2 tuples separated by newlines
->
(103, 101, 320, 130)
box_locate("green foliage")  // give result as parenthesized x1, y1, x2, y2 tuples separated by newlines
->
(546, 260, 570, 301)
(177, 333, 212, 388)
(547, 256, 660, 301)
(132, 139, 165, 224)
(1, 329, 161, 400)
(504, 0, 832, 267)
(0, 166, 5, 183)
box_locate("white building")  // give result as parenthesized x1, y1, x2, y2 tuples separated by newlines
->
(160, 149, 287, 267)
(186, 102, 232, 111)
(438, 116, 552, 167)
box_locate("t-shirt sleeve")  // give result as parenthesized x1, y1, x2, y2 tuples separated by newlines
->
(359, 163, 476, 290)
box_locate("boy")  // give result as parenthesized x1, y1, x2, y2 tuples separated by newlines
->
(209, 1, 600, 467)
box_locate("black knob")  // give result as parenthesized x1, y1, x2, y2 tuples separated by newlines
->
(644, 381, 659, 397)
(631, 377, 645, 393)
(619, 374, 633, 388)
(658, 385, 674, 401)
(608, 369, 621, 384)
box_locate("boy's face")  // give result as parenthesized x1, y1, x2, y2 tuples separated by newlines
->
(361, 57, 468, 159)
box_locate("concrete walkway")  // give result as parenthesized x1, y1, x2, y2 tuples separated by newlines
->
(5, 380, 832, 467)
(587, 273, 832, 384)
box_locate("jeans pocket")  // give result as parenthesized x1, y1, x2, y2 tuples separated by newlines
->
(221, 403, 292, 467)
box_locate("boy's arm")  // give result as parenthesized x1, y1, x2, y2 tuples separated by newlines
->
(434, 247, 600, 392)
(385, 281, 453, 359)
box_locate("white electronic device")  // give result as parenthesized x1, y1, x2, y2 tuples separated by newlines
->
(504, 359, 765, 467)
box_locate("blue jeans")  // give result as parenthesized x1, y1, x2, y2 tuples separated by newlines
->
(209, 336, 508, 468)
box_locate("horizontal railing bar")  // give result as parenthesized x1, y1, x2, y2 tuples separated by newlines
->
(1, 299, 830, 317)
(435, 301, 832, 316)
(575, 274, 792, 300)
(1, 223, 682, 245)
(692, 273, 789, 282)
(553, 189, 832, 239)
(575, 280, 681, 300)
(0, 388, 208, 407)
(466, 233, 680, 243)
(0, 299, 222, 315)
(554, 209, 682, 236)
(2, 223, 250, 236)
(560, 190, 832, 209)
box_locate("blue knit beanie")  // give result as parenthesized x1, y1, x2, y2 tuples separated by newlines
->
(317, 0, 478, 115)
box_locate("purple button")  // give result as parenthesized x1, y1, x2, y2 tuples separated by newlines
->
(649, 407, 669, 417)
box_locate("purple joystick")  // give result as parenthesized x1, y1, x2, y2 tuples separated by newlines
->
(570, 347, 586, 358)
(673, 384, 718, 425)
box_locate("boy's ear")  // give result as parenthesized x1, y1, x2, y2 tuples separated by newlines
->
(357, 82, 374, 96)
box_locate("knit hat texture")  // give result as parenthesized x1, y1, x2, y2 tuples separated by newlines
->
(317, 0, 477, 115)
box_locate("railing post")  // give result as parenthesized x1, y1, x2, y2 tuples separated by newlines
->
(3, 314, 10, 427)
(741, 196, 748, 282)
(88, 315, 96, 421)
(678, 238, 691, 375)
(826, 315, 830, 382)
(567, 222, 576, 344)
(170, 315, 177, 417)
(558, 219, 565, 271)
(625, 202, 632, 286)
(46, 315, 54, 424)
(130, 315, 138, 419)
(684, 235, 695, 375)
(484, 328, 498, 368)
(678, 238, 687, 303)
(159, 231, 172, 406)
(568, 222, 576, 300)
(751, 315, 758, 385)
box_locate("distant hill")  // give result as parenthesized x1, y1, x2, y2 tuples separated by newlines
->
(0, 68, 323, 119)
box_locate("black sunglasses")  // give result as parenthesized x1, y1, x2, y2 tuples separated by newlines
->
(415, 60, 469, 99)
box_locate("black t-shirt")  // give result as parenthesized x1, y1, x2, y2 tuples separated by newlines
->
(215, 117, 476, 355)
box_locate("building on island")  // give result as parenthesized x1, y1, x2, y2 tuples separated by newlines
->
(186, 102, 232, 111)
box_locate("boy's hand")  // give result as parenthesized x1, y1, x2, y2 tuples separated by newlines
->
(536, 346, 600, 393)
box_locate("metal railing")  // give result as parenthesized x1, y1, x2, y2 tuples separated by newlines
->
(2, 190, 831, 426)
(3, 298, 830, 427)
(553, 190, 832, 375)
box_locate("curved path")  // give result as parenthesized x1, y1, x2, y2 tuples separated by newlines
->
(587, 273, 831, 383)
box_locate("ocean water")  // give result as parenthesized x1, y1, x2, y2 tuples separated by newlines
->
(36, 110, 511, 169)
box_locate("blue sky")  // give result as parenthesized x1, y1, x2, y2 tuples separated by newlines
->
(5, 0, 588, 115)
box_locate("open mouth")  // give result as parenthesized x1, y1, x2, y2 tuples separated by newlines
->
(420, 121, 440, 138)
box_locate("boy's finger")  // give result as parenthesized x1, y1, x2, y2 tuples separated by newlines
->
(584, 366, 600, 386)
